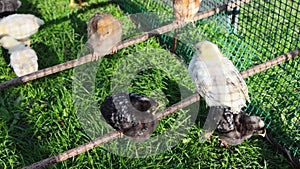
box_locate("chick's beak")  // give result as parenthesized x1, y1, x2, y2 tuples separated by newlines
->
(153, 101, 163, 112)
(258, 128, 267, 137)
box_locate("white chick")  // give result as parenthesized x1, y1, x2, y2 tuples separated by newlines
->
(0, 36, 38, 77)
(188, 40, 250, 134)
(0, 14, 44, 46)
(188, 40, 250, 113)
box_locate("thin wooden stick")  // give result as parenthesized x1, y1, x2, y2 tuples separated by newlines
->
(155, 93, 200, 120)
(22, 131, 121, 169)
(240, 48, 300, 78)
(22, 47, 299, 168)
(0, 0, 251, 90)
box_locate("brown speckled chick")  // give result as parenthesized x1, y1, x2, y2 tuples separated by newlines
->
(100, 93, 159, 142)
(0, 0, 21, 18)
(87, 12, 122, 61)
(173, 0, 201, 52)
(216, 111, 266, 146)
(173, 0, 200, 23)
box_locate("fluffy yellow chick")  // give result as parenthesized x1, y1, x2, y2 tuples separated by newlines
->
(188, 40, 250, 113)
(87, 12, 122, 60)
(69, 0, 87, 7)
(0, 36, 38, 77)
(0, 14, 44, 46)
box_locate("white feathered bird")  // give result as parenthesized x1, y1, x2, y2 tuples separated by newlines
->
(188, 40, 250, 113)
(0, 36, 38, 77)
(0, 14, 44, 46)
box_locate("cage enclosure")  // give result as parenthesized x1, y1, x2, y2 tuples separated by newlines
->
(116, 0, 299, 164)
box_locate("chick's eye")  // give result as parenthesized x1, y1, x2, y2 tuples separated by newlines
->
(197, 48, 201, 53)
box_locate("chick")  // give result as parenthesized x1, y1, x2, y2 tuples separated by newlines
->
(217, 111, 266, 146)
(0, 14, 44, 46)
(0, 36, 38, 77)
(0, 0, 21, 18)
(173, 0, 200, 23)
(87, 12, 122, 61)
(188, 41, 250, 114)
(69, 0, 87, 7)
(188, 40, 250, 131)
(100, 93, 159, 142)
(173, 0, 201, 52)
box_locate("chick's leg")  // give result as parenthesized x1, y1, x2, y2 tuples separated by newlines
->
(218, 138, 229, 147)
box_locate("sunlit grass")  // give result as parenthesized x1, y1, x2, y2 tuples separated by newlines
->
(0, 0, 297, 168)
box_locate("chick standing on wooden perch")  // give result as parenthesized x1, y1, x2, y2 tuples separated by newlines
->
(173, 0, 201, 52)
(0, 14, 44, 46)
(0, 36, 38, 77)
(188, 40, 250, 139)
(100, 93, 160, 142)
(87, 12, 122, 61)
(0, 0, 21, 18)
(216, 111, 266, 147)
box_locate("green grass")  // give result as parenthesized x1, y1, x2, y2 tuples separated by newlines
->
(0, 0, 297, 168)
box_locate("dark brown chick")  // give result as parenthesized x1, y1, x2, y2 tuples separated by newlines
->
(217, 112, 266, 147)
(0, 0, 21, 18)
(100, 93, 159, 142)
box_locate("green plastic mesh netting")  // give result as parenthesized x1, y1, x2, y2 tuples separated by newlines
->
(115, 0, 300, 162)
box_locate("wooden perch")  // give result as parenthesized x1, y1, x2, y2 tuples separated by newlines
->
(0, 0, 251, 90)
(22, 131, 122, 169)
(240, 48, 300, 78)
(22, 47, 299, 169)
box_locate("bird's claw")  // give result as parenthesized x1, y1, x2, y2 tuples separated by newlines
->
(111, 46, 118, 54)
(92, 52, 100, 61)
(219, 138, 229, 148)
(199, 132, 213, 143)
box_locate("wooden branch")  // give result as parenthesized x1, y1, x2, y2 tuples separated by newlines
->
(0, 0, 252, 91)
(155, 93, 200, 120)
(22, 131, 122, 169)
(240, 48, 300, 78)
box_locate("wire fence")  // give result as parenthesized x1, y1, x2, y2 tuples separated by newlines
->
(20, 0, 300, 167)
